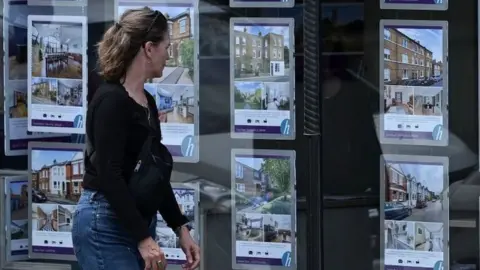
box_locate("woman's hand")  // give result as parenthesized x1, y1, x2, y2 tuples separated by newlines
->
(138, 237, 167, 270)
(179, 227, 200, 270)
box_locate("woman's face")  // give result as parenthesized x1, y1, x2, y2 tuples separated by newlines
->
(144, 32, 170, 78)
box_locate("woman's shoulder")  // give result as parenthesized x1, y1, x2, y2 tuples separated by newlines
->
(90, 82, 130, 107)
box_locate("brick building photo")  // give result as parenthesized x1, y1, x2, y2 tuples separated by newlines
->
(383, 26, 443, 86)
(31, 149, 84, 205)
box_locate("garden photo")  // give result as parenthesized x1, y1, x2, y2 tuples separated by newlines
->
(234, 155, 292, 215)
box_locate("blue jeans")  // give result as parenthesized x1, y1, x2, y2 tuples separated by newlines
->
(72, 189, 157, 270)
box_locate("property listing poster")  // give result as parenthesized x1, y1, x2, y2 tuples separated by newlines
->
(3, 1, 75, 155)
(27, 15, 87, 134)
(230, 18, 295, 140)
(232, 150, 296, 269)
(381, 155, 448, 270)
(229, 0, 294, 8)
(6, 177, 29, 261)
(156, 187, 198, 265)
(381, 0, 447, 10)
(380, 21, 448, 146)
(29, 143, 84, 259)
(118, 0, 199, 162)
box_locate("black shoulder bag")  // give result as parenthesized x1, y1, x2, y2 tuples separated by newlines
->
(86, 106, 173, 212)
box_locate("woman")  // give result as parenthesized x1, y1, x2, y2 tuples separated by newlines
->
(72, 7, 200, 270)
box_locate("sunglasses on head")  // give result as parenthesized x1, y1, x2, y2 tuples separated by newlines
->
(144, 10, 160, 40)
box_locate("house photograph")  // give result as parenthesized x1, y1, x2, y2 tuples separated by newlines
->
(383, 26, 443, 87)
(234, 155, 292, 215)
(412, 87, 444, 116)
(384, 220, 415, 250)
(10, 181, 28, 220)
(31, 149, 84, 205)
(31, 77, 58, 105)
(233, 22, 290, 82)
(384, 161, 445, 223)
(32, 203, 58, 232)
(156, 228, 177, 248)
(8, 21, 28, 80)
(414, 222, 443, 252)
(118, 4, 195, 85)
(262, 214, 292, 243)
(234, 81, 264, 110)
(57, 79, 83, 107)
(58, 205, 75, 232)
(145, 84, 195, 124)
(31, 21, 83, 79)
(11, 220, 29, 241)
(262, 82, 290, 110)
(8, 81, 28, 119)
(384, 85, 414, 115)
(236, 213, 265, 242)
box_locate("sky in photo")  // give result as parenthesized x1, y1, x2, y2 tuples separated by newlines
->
(10, 181, 27, 195)
(264, 214, 290, 230)
(236, 157, 264, 171)
(396, 27, 443, 62)
(235, 81, 264, 94)
(31, 149, 80, 171)
(234, 24, 290, 47)
(390, 162, 444, 194)
(118, 5, 195, 35)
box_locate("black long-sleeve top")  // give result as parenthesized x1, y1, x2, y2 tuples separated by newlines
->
(82, 82, 189, 243)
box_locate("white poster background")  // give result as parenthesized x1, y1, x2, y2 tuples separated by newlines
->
(27, 15, 87, 134)
(28, 142, 85, 261)
(5, 176, 30, 262)
(231, 149, 296, 270)
(379, 20, 449, 146)
(229, 18, 296, 140)
(115, 0, 200, 163)
(380, 155, 449, 270)
(3, 1, 71, 156)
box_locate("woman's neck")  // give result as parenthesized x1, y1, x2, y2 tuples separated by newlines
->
(123, 65, 146, 94)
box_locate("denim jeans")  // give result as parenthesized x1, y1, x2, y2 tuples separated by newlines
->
(72, 189, 157, 270)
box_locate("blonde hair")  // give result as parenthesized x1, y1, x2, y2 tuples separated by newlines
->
(97, 7, 168, 82)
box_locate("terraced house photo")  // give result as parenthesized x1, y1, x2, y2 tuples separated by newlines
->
(31, 149, 84, 205)
(383, 25, 443, 86)
(233, 22, 290, 83)
(384, 161, 445, 223)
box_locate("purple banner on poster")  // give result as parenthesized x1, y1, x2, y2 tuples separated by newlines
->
(385, 25, 443, 30)
(236, 256, 284, 266)
(236, 154, 290, 159)
(167, 259, 187, 265)
(9, 136, 71, 150)
(32, 245, 74, 255)
(235, 125, 282, 134)
(385, 0, 437, 3)
(385, 266, 433, 270)
(31, 119, 74, 128)
(384, 130, 438, 140)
